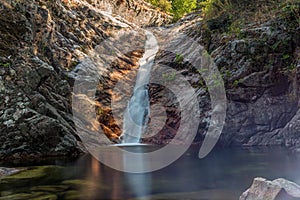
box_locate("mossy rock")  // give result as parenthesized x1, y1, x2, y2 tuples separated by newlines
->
(62, 189, 105, 200)
(61, 179, 92, 188)
(0, 192, 57, 200)
(62, 190, 81, 200)
(30, 185, 69, 193)
(0, 191, 13, 196)
(61, 179, 108, 190)
(3, 167, 47, 180)
(31, 194, 57, 200)
(0, 166, 66, 191)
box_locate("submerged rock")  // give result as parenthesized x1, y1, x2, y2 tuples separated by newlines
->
(0, 166, 66, 190)
(0, 192, 57, 200)
(135, 190, 237, 200)
(240, 177, 300, 200)
(0, 167, 21, 178)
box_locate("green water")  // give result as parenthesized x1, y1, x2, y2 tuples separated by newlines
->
(1, 146, 300, 199)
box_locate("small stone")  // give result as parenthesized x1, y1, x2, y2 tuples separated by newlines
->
(10, 69, 16, 77)
(0, 78, 5, 92)
(3, 120, 14, 127)
(4, 96, 10, 104)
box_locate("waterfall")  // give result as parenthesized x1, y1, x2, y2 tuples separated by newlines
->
(121, 31, 159, 144)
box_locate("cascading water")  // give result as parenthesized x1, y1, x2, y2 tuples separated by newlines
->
(121, 30, 159, 144)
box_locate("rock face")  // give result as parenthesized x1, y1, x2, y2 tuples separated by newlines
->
(0, 0, 170, 160)
(144, 9, 300, 148)
(85, 0, 172, 26)
(205, 14, 300, 149)
(240, 177, 300, 200)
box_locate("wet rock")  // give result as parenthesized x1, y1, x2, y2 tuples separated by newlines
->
(0, 166, 67, 190)
(62, 179, 107, 190)
(30, 185, 69, 193)
(62, 179, 108, 199)
(0, 167, 21, 178)
(0, 192, 57, 200)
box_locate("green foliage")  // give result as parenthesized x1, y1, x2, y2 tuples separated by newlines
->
(287, 63, 297, 72)
(198, 79, 205, 87)
(197, 68, 209, 74)
(228, 19, 243, 35)
(200, 0, 232, 19)
(271, 41, 281, 51)
(175, 53, 184, 63)
(146, 0, 197, 21)
(282, 54, 290, 60)
(172, 0, 197, 21)
(146, 0, 172, 12)
(233, 79, 239, 87)
(0, 62, 10, 67)
(279, 0, 300, 23)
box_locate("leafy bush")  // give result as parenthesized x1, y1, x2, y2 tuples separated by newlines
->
(147, 0, 172, 12)
(199, 0, 233, 19)
(146, 0, 197, 21)
(172, 0, 197, 21)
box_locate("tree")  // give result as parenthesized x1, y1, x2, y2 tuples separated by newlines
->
(172, 0, 197, 21)
(147, 0, 172, 13)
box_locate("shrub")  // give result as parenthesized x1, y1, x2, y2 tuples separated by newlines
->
(146, 0, 198, 21)
(147, 0, 172, 13)
(172, 0, 198, 21)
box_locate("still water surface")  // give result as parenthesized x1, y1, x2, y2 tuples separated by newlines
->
(1, 145, 300, 200)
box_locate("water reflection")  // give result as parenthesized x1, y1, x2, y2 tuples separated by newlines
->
(122, 146, 152, 199)
(2, 146, 300, 200)
(77, 146, 152, 199)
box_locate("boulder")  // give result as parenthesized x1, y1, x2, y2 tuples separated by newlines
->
(240, 177, 300, 200)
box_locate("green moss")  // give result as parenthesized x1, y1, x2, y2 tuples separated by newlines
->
(30, 185, 69, 193)
(0, 191, 13, 196)
(3, 167, 47, 180)
(61, 179, 91, 187)
(31, 194, 58, 200)
(0, 192, 57, 200)
(61, 179, 107, 190)
(0, 166, 66, 191)
(61, 178, 108, 198)
(3, 166, 64, 180)
(0, 193, 35, 200)
(62, 190, 81, 200)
